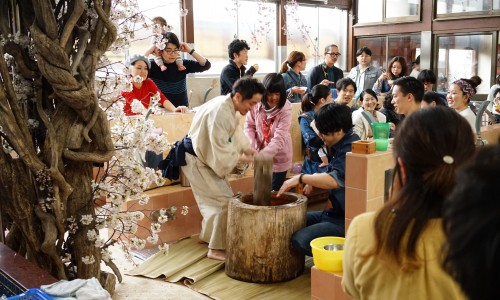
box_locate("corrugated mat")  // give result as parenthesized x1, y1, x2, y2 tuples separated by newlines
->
(126, 236, 311, 300)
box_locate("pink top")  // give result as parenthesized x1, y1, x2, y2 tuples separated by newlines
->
(244, 100, 293, 173)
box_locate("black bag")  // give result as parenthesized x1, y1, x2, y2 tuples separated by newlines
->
(158, 136, 196, 180)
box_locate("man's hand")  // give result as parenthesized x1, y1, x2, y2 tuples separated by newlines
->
(277, 175, 300, 197)
(252, 64, 259, 72)
(179, 42, 191, 53)
(320, 79, 333, 86)
(239, 148, 256, 163)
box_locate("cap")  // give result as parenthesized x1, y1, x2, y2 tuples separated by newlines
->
(126, 54, 151, 69)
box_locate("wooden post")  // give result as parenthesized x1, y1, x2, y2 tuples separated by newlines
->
(253, 154, 273, 206)
(225, 192, 307, 283)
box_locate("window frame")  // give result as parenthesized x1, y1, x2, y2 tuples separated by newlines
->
(435, 0, 500, 20)
(433, 32, 496, 96)
(354, 0, 421, 26)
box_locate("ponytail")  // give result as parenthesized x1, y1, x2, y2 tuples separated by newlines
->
(279, 61, 289, 74)
(301, 92, 314, 112)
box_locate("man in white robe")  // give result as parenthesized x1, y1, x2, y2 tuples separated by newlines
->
(182, 77, 266, 261)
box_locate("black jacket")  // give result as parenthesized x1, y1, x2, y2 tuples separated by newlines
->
(307, 63, 344, 90)
(220, 60, 257, 95)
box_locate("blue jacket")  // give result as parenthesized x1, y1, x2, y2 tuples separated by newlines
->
(299, 110, 327, 174)
(325, 130, 360, 216)
(282, 68, 308, 103)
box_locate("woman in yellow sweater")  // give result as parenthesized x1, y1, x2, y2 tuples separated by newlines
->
(342, 107, 475, 300)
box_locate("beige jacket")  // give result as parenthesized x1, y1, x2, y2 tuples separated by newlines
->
(342, 212, 466, 300)
(189, 95, 250, 178)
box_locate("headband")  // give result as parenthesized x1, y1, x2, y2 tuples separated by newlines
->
(453, 79, 476, 97)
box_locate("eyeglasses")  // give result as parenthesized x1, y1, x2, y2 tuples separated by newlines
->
(164, 49, 180, 54)
(326, 52, 341, 57)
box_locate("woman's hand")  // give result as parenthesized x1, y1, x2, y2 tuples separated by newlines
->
(378, 73, 388, 82)
(291, 86, 307, 95)
(175, 106, 188, 113)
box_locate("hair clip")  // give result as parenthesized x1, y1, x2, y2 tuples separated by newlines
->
(443, 155, 454, 165)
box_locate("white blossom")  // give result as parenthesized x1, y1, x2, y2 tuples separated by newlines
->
(80, 214, 93, 226)
(181, 206, 189, 216)
(150, 223, 161, 233)
(146, 233, 159, 244)
(130, 237, 146, 250)
(157, 215, 168, 223)
(87, 229, 98, 241)
(158, 243, 170, 254)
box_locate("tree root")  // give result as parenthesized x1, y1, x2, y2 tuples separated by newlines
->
(34, 206, 67, 280)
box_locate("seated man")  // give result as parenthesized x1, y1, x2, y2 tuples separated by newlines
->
(277, 103, 360, 256)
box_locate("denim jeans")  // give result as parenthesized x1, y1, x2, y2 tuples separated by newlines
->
(291, 210, 345, 256)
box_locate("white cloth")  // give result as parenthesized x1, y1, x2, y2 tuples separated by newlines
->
(458, 107, 476, 133)
(182, 94, 251, 250)
(352, 107, 387, 140)
(41, 278, 111, 300)
(486, 84, 500, 115)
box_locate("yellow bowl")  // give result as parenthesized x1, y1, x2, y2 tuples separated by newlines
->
(310, 236, 345, 272)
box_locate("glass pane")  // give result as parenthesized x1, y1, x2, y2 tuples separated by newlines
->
(386, 0, 420, 18)
(356, 37, 386, 70)
(237, 1, 277, 74)
(357, 0, 383, 24)
(495, 0, 500, 9)
(436, 0, 491, 14)
(110, 2, 181, 63)
(387, 35, 421, 75)
(436, 34, 492, 94)
(285, 5, 319, 65)
(318, 7, 348, 71)
(193, 0, 236, 75)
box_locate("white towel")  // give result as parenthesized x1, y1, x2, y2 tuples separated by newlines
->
(41, 277, 111, 300)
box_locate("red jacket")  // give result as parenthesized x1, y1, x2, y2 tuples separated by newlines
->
(120, 78, 168, 116)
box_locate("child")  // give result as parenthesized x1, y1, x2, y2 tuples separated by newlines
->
(147, 16, 186, 72)
(310, 120, 329, 167)
(317, 146, 329, 168)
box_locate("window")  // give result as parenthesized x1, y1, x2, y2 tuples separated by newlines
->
(356, 0, 420, 24)
(193, 0, 277, 75)
(436, 34, 493, 94)
(286, 5, 348, 70)
(356, 34, 421, 73)
(127, 2, 181, 60)
(436, 0, 498, 16)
